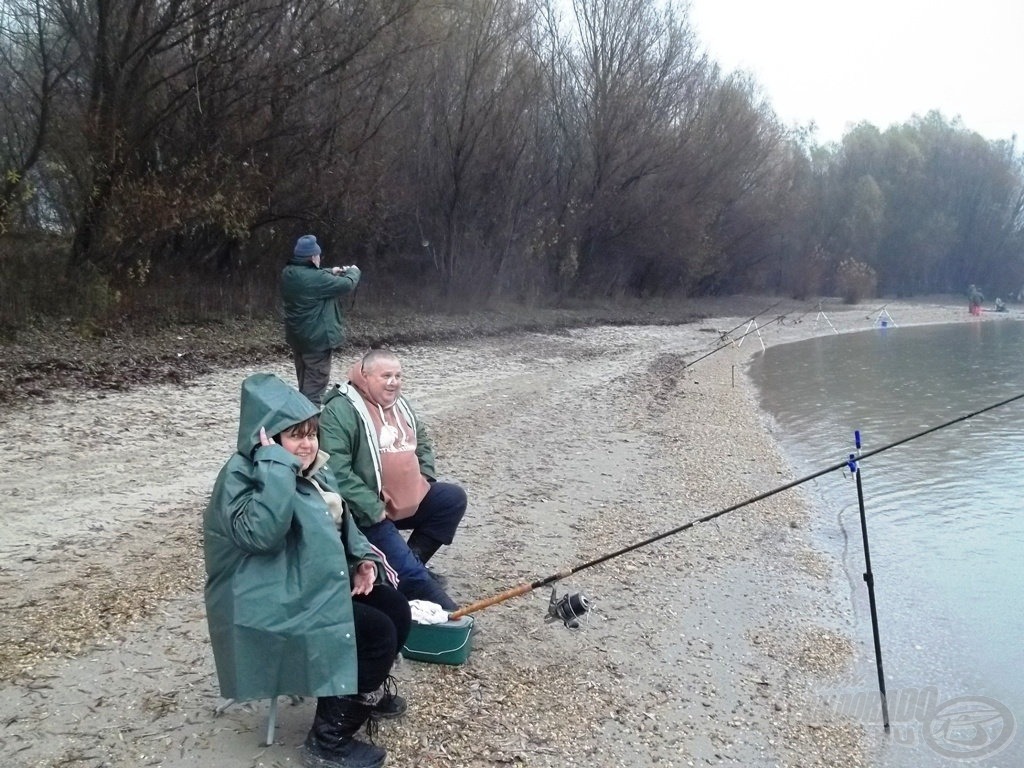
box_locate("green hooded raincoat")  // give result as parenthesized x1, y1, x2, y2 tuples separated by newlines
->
(203, 373, 382, 702)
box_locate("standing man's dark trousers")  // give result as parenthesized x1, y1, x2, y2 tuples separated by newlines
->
(293, 349, 333, 407)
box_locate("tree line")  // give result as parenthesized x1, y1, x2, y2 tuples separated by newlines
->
(2, 0, 1023, 316)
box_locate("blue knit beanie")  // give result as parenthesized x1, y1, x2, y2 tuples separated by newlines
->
(294, 235, 321, 259)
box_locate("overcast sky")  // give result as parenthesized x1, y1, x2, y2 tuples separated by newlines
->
(686, 0, 1024, 146)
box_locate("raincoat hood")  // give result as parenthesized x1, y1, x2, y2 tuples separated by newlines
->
(236, 373, 319, 455)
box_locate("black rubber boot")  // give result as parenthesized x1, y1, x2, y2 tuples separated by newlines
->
(302, 696, 386, 768)
(406, 532, 449, 587)
(406, 531, 443, 564)
(367, 676, 407, 720)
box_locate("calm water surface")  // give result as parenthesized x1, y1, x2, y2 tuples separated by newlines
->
(748, 319, 1024, 766)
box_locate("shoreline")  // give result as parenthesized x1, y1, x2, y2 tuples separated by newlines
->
(0, 296, 1014, 767)
(741, 300, 1024, 768)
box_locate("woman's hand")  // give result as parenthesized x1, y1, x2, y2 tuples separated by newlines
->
(259, 426, 274, 447)
(351, 561, 377, 595)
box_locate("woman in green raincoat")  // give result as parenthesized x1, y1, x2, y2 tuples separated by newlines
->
(204, 373, 410, 768)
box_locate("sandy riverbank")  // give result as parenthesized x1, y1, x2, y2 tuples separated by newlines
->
(0, 296, 1009, 767)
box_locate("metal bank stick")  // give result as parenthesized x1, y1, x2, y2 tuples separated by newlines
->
(849, 429, 891, 731)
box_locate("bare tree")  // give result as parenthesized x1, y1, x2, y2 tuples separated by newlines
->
(668, 72, 790, 293)
(0, 0, 75, 232)
(10, 0, 417, 275)
(399, 0, 542, 295)
(546, 0, 715, 293)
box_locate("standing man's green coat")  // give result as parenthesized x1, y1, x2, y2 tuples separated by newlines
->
(281, 257, 360, 353)
(280, 234, 360, 405)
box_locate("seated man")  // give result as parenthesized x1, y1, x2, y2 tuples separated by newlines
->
(319, 350, 465, 611)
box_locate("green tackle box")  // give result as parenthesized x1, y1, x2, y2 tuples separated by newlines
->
(400, 616, 475, 665)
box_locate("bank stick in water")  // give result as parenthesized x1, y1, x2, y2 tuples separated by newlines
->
(848, 429, 891, 731)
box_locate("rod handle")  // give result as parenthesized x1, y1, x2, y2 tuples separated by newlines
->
(449, 582, 534, 619)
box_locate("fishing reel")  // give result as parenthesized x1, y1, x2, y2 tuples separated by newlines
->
(545, 587, 592, 629)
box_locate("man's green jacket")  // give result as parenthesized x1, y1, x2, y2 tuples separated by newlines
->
(319, 383, 436, 528)
(280, 258, 360, 353)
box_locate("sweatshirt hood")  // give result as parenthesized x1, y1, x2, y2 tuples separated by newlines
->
(346, 359, 378, 406)
(236, 373, 319, 455)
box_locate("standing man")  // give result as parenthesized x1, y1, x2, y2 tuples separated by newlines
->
(319, 350, 466, 611)
(280, 234, 361, 406)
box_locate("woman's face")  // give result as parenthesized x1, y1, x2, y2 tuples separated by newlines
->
(279, 424, 318, 471)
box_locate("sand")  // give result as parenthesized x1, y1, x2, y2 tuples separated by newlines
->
(0, 296, 1008, 767)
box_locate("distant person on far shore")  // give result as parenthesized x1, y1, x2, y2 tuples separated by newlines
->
(967, 284, 984, 316)
(280, 234, 361, 406)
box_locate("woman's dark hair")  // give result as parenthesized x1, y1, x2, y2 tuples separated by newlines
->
(275, 415, 319, 442)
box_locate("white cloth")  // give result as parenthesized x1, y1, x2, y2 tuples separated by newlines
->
(408, 599, 450, 625)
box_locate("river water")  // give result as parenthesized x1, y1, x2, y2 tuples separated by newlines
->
(748, 319, 1024, 766)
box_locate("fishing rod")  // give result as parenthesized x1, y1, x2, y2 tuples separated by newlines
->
(863, 302, 888, 319)
(682, 305, 789, 372)
(682, 297, 838, 373)
(450, 389, 1024, 623)
(712, 299, 785, 344)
